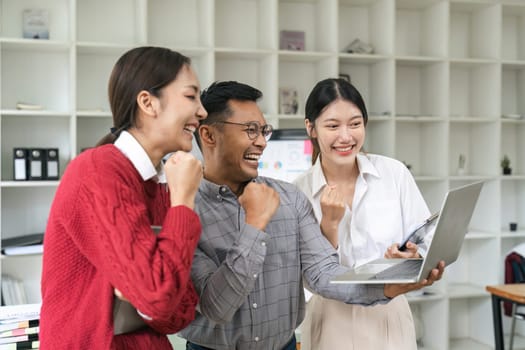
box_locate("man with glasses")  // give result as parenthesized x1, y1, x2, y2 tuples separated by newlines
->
(179, 81, 443, 350)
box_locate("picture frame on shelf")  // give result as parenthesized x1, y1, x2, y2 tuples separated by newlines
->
(22, 9, 50, 39)
(279, 88, 299, 115)
(279, 30, 305, 51)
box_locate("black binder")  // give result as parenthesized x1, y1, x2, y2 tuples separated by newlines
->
(1, 233, 44, 248)
(45, 148, 59, 180)
(27, 148, 44, 180)
(13, 148, 28, 180)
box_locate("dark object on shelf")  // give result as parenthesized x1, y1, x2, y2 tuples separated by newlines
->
(510, 222, 518, 232)
(28, 149, 44, 180)
(279, 30, 305, 51)
(457, 154, 466, 175)
(13, 148, 28, 180)
(1, 233, 44, 256)
(45, 148, 59, 180)
(1, 233, 44, 249)
(12, 147, 59, 181)
(501, 155, 512, 175)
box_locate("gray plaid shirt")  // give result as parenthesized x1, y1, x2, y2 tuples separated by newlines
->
(178, 177, 388, 350)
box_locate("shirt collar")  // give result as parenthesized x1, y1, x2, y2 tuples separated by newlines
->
(356, 153, 380, 178)
(311, 153, 380, 197)
(200, 177, 239, 199)
(114, 131, 164, 182)
(311, 159, 327, 198)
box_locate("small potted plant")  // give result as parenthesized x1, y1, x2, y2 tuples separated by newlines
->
(501, 155, 512, 175)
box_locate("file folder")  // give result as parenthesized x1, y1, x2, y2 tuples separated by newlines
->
(13, 148, 28, 181)
(45, 148, 59, 180)
(27, 149, 44, 180)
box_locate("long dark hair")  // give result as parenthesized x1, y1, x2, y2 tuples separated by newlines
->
(96, 46, 191, 146)
(304, 78, 369, 164)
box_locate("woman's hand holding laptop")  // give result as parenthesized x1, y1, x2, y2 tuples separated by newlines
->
(382, 215, 444, 298)
(383, 260, 445, 299)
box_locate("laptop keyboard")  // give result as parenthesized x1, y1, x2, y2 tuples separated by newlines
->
(372, 259, 423, 280)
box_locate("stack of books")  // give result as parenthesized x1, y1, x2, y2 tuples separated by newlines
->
(0, 304, 40, 349)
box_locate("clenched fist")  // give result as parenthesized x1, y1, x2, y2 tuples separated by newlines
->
(164, 151, 203, 209)
(319, 185, 346, 248)
(239, 182, 280, 231)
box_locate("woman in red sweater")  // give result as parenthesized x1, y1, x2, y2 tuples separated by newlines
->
(40, 47, 208, 349)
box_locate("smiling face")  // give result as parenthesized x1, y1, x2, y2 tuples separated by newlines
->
(152, 65, 207, 153)
(205, 99, 268, 192)
(307, 99, 365, 169)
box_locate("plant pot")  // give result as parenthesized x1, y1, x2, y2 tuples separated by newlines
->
(503, 167, 512, 175)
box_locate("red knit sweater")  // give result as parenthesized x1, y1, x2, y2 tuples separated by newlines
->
(40, 145, 201, 349)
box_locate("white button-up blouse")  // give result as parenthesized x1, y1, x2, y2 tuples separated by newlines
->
(294, 153, 432, 271)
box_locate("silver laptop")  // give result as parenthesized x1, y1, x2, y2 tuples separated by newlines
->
(330, 181, 484, 284)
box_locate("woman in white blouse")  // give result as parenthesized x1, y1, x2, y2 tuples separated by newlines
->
(294, 78, 436, 350)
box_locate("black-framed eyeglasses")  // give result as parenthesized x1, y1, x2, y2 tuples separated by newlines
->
(214, 121, 273, 141)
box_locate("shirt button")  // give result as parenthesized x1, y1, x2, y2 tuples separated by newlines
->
(252, 303, 258, 308)
(220, 186, 227, 193)
(261, 241, 266, 247)
(254, 337, 259, 342)
(253, 274, 258, 278)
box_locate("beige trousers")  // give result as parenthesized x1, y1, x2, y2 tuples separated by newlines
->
(298, 294, 417, 350)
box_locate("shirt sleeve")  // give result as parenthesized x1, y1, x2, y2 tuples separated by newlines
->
(65, 165, 201, 334)
(296, 190, 390, 305)
(190, 221, 269, 324)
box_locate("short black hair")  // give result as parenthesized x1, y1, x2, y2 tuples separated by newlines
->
(200, 81, 263, 125)
(195, 81, 263, 150)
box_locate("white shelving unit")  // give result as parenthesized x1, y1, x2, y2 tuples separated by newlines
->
(1, 0, 524, 349)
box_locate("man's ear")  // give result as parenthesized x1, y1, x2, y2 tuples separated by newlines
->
(305, 119, 316, 138)
(136, 90, 157, 117)
(198, 125, 216, 147)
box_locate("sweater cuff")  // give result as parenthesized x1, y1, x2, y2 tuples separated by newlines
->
(162, 205, 201, 245)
